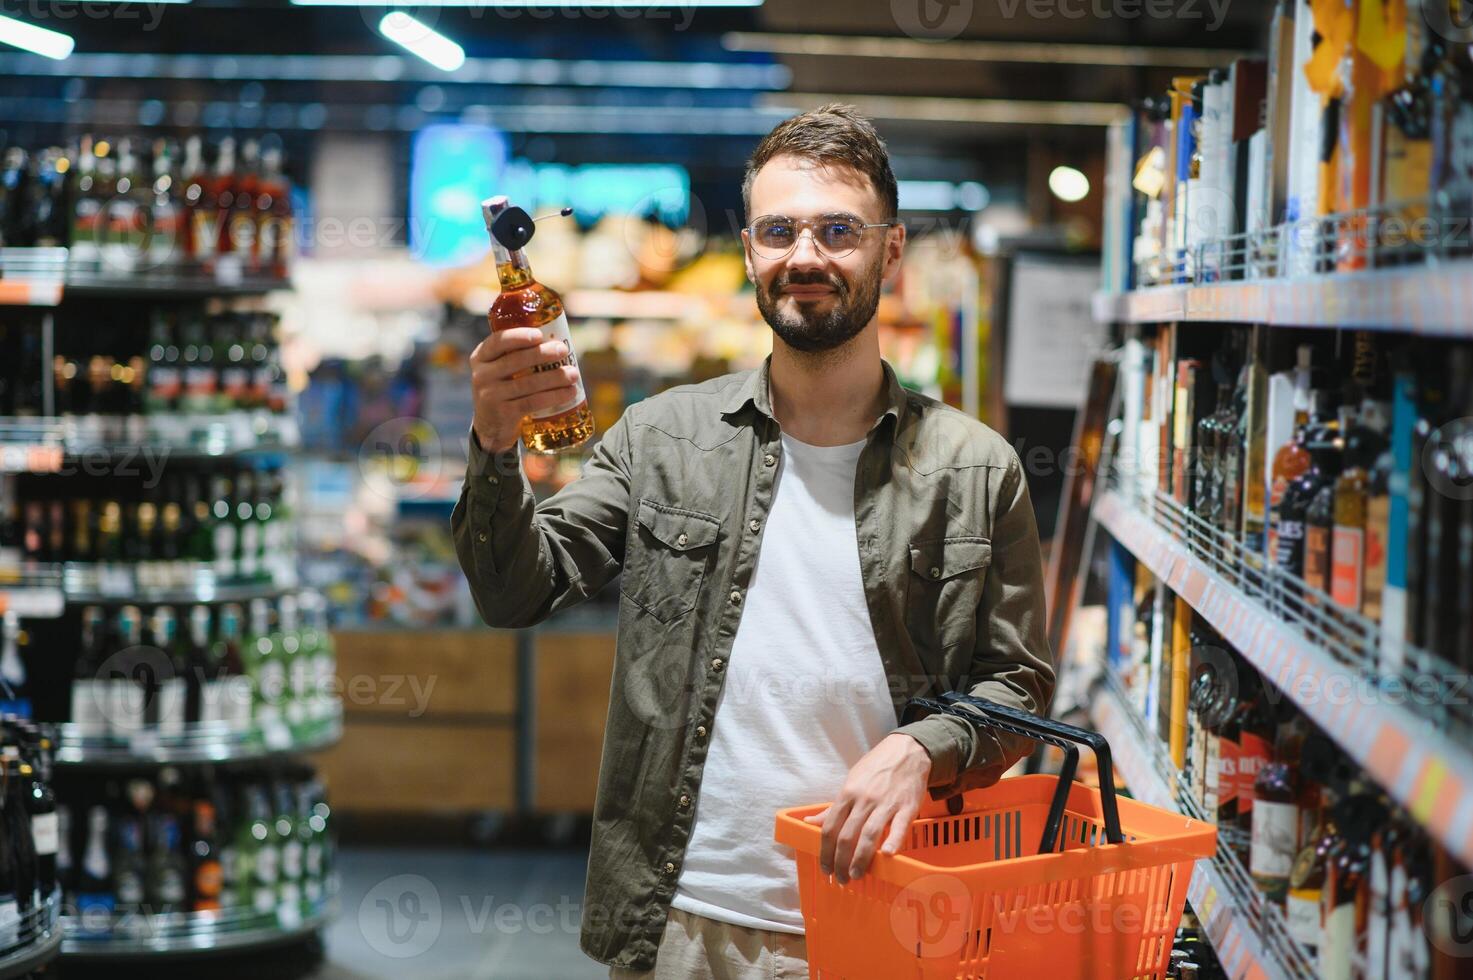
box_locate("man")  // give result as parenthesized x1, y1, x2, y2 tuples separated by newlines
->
(454, 103, 1054, 978)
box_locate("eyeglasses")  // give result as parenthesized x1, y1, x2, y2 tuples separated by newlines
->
(746, 214, 895, 259)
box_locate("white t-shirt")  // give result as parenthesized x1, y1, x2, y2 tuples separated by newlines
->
(670, 430, 898, 934)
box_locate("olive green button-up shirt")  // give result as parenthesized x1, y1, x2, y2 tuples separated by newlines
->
(452, 354, 1055, 971)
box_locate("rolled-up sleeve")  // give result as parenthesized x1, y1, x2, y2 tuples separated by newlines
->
(452, 410, 634, 629)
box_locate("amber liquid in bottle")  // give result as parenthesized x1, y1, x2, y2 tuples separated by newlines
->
(482, 196, 594, 454)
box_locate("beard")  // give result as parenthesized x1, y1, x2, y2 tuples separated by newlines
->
(754, 252, 884, 355)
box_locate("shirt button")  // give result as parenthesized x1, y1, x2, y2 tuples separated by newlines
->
(477, 532, 488, 544)
(764, 453, 776, 467)
(695, 725, 708, 741)
(662, 862, 677, 876)
(930, 566, 941, 579)
(711, 658, 724, 672)
(748, 519, 760, 533)
(676, 532, 688, 548)
(487, 475, 499, 485)
(678, 794, 691, 809)
(729, 589, 742, 605)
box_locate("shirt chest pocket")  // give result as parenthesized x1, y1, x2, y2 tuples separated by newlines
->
(622, 498, 721, 624)
(905, 536, 992, 657)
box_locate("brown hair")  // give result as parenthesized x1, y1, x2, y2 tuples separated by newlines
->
(742, 103, 899, 223)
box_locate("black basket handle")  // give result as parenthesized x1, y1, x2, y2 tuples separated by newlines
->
(901, 692, 1124, 850)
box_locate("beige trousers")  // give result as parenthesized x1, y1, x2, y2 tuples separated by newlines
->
(608, 905, 809, 980)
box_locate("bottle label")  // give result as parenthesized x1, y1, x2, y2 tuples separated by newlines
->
(1321, 899, 1356, 980)
(526, 313, 586, 420)
(116, 869, 145, 906)
(151, 366, 182, 402)
(282, 840, 304, 880)
(159, 677, 187, 736)
(221, 367, 250, 403)
(1286, 887, 1322, 949)
(1304, 524, 1330, 595)
(1237, 733, 1271, 813)
(222, 675, 254, 731)
(31, 813, 58, 856)
(255, 843, 280, 885)
(1217, 736, 1240, 808)
(259, 662, 288, 712)
(196, 860, 223, 899)
(213, 524, 237, 578)
(110, 680, 147, 734)
(158, 868, 188, 905)
(1330, 525, 1365, 609)
(186, 366, 217, 397)
(71, 680, 108, 735)
(1249, 800, 1298, 879)
(1275, 518, 1305, 573)
(1363, 497, 1389, 616)
(239, 524, 259, 577)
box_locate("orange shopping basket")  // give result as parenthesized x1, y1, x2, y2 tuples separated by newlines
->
(774, 692, 1217, 979)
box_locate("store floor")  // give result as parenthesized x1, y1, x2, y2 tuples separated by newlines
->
(314, 844, 608, 980)
(63, 845, 608, 980)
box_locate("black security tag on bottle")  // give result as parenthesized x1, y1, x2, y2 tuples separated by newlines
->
(490, 206, 537, 250)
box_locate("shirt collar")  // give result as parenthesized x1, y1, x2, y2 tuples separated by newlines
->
(719, 353, 914, 432)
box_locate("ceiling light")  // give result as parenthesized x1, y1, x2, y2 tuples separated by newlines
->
(1048, 166, 1091, 203)
(378, 12, 465, 73)
(724, 32, 1241, 68)
(0, 14, 72, 60)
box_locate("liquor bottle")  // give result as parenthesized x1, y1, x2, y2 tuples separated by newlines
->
(1380, 5, 1435, 238)
(0, 611, 29, 720)
(220, 314, 250, 412)
(214, 604, 252, 733)
(105, 138, 147, 273)
(112, 810, 147, 917)
(1304, 485, 1336, 603)
(5, 761, 35, 917)
(246, 599, 284, 736)
(1233, 673, 1276, 847)
(150, 606, 187, 736)
(1274, 392, 1342, 586)
(184, 475, 213, 568)
(108, 606, 147, 738)
(25, 760, 57, 903)
(257, 142, 293, 279)
(181, 135, 212, 270)
(145, 311, 181, 414)
(34, 145, 70, 248)
(149, 138, 181, 272)
(1250, 730, 1301, 902)
(228, 139, 260, 274)
(1268, 346, 1316, 561)
(180, 313, 217, 415)
(71, 606, 110, 736)
(183, 605, 211, 726)
(240, 784, 278, 914)
(0, 148, 32, 247)
(255, 471, 276, 584)
(0, 786, 16, 948)
(147, 813, 189, 919)
(209, 473, 237, 580)
(279, 594, 308, 728)
(274, 780, 303, 923)
(482, 196, 593, 453)
(247, 314, 273, 411)
(69, 135, 103, 267)
(55, 803, 72, 906)
(76, 805, 113, 928)
(233, 471, 257, 581)
(190, 799, 223, 912)
(208, 136, 237, 275)
(1333, 401, 1388, 613)
(302, 593, 335, 721)
(159, 493, 185, 589)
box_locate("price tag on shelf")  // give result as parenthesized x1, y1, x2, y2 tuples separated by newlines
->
(129, 730, 160, 756)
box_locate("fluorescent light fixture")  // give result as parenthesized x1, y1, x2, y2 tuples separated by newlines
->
(1048, 166, 1090, 203)
(724, 32, 1241, 69)
(765, 93, 1127, 128)
(378, 12, 465, 73)
(0, 14, 73, 60)
(304, 0, 760, 5)
(897, 180, 990, 212)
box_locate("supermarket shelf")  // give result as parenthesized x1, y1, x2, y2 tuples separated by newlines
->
(1, 248, 289, 305)
(0, 896, 63, 980)
(57, 705, 343, 766)
(1091, 679, 1313, 980)
(0, 413, 297, 471)
(1095, 487, 1473, 871)
(0, 564, 65, 618)
(61, 564, 298, 605)
(61, 894, 335, 959)
(1093, 259, 1473, 333)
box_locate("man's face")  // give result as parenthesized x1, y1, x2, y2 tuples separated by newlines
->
(743, 155, 905, 354)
